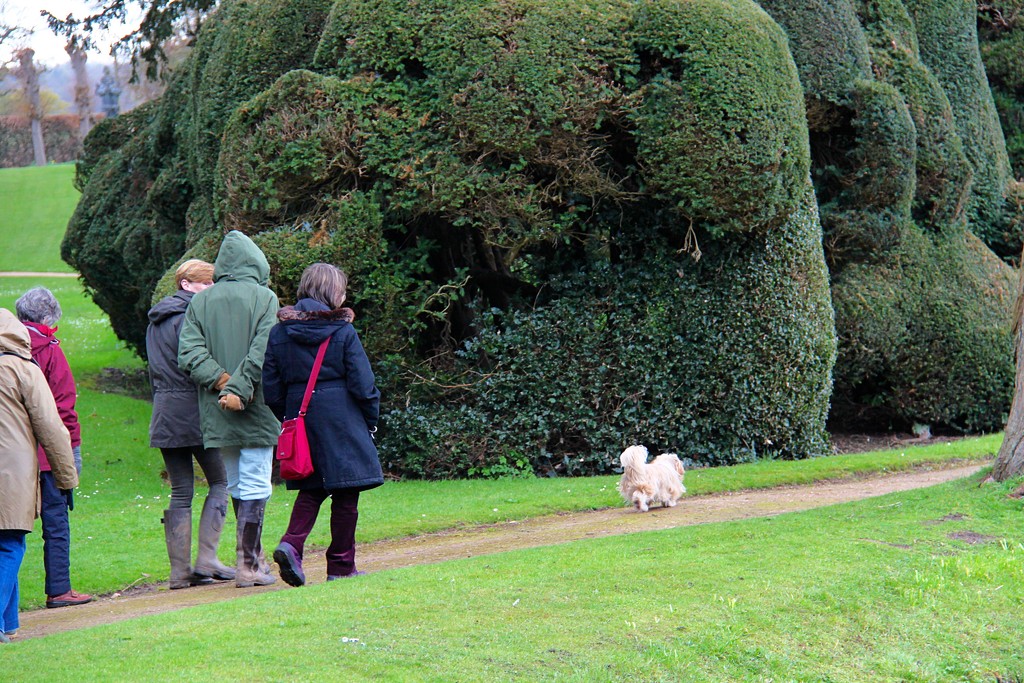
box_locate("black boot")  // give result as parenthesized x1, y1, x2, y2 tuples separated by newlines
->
(162, 509, 214, 589)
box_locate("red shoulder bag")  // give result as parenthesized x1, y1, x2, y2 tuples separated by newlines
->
(276, 337, 330, 480)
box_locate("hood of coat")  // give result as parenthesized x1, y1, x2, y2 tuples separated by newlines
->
(214, 230, 270, 286)
(148, 290, 193, 325)
(278, 298, 351, 345)
(0, 308, 32, 359)
(22, 320, 58, 355)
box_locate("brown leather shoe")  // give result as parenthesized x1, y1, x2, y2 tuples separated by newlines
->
(46, 589, 94, 608)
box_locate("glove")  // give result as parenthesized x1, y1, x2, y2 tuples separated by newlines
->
(73, 444, 82, 475)
(218, 393, 244, 411)
(63, 489, 74, 511)
(341, 307, 355, 323)
(214, 372, 231, 391)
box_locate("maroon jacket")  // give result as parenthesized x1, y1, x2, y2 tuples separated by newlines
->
(25, 321, 81, 471)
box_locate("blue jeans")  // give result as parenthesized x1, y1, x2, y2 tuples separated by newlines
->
(219, 446, 273, 500)
(0, 530, 27, 634)
(39, 470, 72, 597)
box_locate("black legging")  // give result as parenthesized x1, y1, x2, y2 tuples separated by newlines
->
(160, 446, 228, 509)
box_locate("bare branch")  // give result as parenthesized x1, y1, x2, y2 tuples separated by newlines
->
(43, 0, 219, 81)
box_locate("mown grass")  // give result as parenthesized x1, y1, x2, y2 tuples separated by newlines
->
(0, 277, 1005, 621)
(6, 473, 1023, 681)
(0, 164, 78, 273)
(0, 274, 1008, 614)
(3, 165, 1022, 679)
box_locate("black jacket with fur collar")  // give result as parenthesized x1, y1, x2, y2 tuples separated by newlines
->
(263, 298, 382, 492)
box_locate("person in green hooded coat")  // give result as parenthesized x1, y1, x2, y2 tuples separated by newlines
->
(178, 231, 281, 587)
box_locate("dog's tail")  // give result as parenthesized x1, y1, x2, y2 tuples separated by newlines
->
(620, 445, 649, 472)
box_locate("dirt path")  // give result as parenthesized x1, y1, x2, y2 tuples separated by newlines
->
(16, 463, 983, 640)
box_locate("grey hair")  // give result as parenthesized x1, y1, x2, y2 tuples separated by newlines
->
(15, 286, 62, 326)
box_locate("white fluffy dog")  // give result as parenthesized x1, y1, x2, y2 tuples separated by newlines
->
(617, 445, 686, 512)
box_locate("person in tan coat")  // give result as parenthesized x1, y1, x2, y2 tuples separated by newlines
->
(0, 308, 78, 642)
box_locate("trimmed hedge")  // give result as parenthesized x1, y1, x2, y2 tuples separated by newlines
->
(66, 0, 1019, 475)
(907, 0, 1016, 258)
(978, 1, 1024, 180)
(61, 103, 188, 356)
(0, 115, 82, 168)
(383, 186, 835, 476)
(758, 0, 1018, 436)
(831, 225, 1016, 432)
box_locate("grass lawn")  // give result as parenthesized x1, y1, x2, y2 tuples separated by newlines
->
(5, 472, 1022, 681)
(0, 274, 1012, 619)
(0, 164, 78, 273)
(2, 166, 1022, 679)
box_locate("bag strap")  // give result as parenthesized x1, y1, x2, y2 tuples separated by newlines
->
(298, 337, 331, 418)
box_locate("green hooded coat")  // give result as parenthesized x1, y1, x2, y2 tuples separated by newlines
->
(178, 231, 281, 448)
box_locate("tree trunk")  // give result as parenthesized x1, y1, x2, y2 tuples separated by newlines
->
(66, 41, 94, 141)
(992, 259, 1024, 481)
(16, 48, 47, 166)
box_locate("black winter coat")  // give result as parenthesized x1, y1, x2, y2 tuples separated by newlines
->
(146, 291, 204, 448)
(262, 299, 383, 492)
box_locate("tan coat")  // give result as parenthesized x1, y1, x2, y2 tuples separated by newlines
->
(0, 308, 77, 532)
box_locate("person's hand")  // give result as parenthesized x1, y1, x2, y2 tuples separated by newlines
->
(341, 307, 355, 323)
(73, 444, 82, 475)
(219, 393, 244, 411)
(62, 489, 74, 511)
(214, 372, 231, 391)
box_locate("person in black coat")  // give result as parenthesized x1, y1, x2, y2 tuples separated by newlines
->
(146, 259, 235, 588)
(263, 263, 383, 585)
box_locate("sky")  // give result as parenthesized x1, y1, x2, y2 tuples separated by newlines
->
(3, 1, 137, 67)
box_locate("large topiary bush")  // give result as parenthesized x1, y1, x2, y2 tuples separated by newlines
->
(758, 0, 1018, 435)
(978, 1, 1024, 181)
(65, 0, 1018, 475)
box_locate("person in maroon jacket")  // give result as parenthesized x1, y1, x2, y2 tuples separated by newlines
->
(15, 287, 92, 608)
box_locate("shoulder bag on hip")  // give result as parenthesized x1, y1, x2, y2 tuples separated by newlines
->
(276, 337, 330, 480)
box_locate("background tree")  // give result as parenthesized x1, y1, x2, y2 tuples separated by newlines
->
(991, 261, 1024, 481)
(65, 38, 93, 140)
(45, 0, 218, 81)
(0, 87, 69, 116)
(0, 1, 30, 80)
(14, 47, 45, 165)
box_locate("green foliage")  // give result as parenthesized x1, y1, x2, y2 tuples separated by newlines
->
(978, 1, 1024, 179)
(906, 0, 1016, 259)
(383, 187, 835, 477)
(814, 78, 916, 267)
(628, 0, 810, 235)
(831, 225, 1016, 432)
(68, 0, 1021, 476)
(756, 0, 872, 108)
(62, 103, 187, 357)
(183, 0, 335, 236)
(758, 0, 1019, 432)
(73, 104, 158, 191)
(856, 0, 974, 233)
